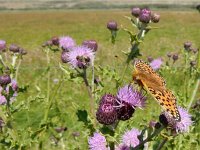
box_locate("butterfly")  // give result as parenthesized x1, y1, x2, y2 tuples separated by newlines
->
(133, 59, 181, 122)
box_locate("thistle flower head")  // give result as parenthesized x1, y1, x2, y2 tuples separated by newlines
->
(131, 7, 141, 17)
(0, 40, 6, 52)
(107, 21, 118, 31)
(117, 85, 146, 108)
(0, 95, 6, 105)
(184, 41, 192, 50)
(96, 94, 118, 125)
(160, 106, 192, 133)
(88, 132, 108, 150)
(51, 36, 59, 46)
(59, 36, 76, 51)
(122, 128, 140, 148)
(150, 58, 163, 70)
(82, 40, 98, 52)
(9, 44, 20, 53)
(139, 8, 151, 23)
(172, 53, 179, 62)
(67, 46, 94, 69)
(0, 75, 11, 86)
(151, 13, 160, 23)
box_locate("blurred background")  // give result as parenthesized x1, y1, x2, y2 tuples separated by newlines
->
(0, 0, 199, 10)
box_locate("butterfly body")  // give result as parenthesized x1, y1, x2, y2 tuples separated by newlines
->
(133, 60, 181, 122)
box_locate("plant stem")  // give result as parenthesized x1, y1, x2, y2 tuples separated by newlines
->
(134, 126, 165, 150)
(15, 59, 22, 82)
(187, 78, 200, 110)
(83, 69, 95, 121)
(156, 137, 168, 150)
(43, 49, 51, 123)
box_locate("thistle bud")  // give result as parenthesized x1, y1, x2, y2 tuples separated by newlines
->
(190, 61, 197, 67)
(167, 52, 172, 58)
(184, 41, 192, 50)
(131, 7, 141, 17)
(172, 53, 178, 62)
(51, 36, 59, 46)
(107, 21, 118, 31)
(139, 8, 151, 23)
(82, 40, 98, 52)
(147, 56, 153, 62)
(151, 13, 160, 23)
(0, 40, 6, 52)
(9, 44, 20, 53)
(0, 75, 11, 86)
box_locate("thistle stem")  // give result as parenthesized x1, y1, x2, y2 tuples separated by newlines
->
(83, 68, 95, 121)
(134, 126, 165, 150)
(187, 78, 200, 110)
(156, 137, 168, 150)
(15, 59, 22, 82)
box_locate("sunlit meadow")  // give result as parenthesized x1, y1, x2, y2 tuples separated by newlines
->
(0, 9, 199, 149)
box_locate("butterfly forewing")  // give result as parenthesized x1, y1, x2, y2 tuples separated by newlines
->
(133, 60, 181, 122)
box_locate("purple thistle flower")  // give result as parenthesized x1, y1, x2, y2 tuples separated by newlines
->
(11, 79, 18, 91)
(67, 46, 95, 69)
(150, 58, 163, 70)
(131, 7, 141, 17)
(59, 36, 76, 51)
(117, 85, 146, 108)
(161, 106, 192, 133)
(88, 132, 108, 150)
(122, 128, 140, 148)
(174, 107, 193, 133)
(0, 40, 6, 52)
(0, 95, 6, 105)
(96, 94, 118, 125)
(139, 8, 151, 23)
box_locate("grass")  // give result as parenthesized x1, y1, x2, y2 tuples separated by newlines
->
(0, 9, 199, 149)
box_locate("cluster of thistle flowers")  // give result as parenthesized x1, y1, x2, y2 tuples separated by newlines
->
(0, 75, 18, 105)
(167, 41, 198, 66)
(0, 39, 27, 55)
(107, 7, 160, 32)
(43, 36, 97, 69)
(89, 92, 192, 150)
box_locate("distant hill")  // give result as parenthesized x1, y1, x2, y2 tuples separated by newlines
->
(0, 0, 199, 10)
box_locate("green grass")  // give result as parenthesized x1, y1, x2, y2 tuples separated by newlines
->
(0, 9, 199, 149)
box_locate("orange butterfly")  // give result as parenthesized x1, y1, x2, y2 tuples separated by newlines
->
(133, 60, 181, 121)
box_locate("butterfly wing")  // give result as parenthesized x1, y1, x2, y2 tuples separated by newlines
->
(133, 59, 181, 121)
(134, 60, 166, 87)
(148, 87, 181, 121)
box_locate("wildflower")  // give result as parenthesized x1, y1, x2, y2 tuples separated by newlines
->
(131, 7, 141, 17)
(0, 75, 11, 86)
(147, 56, 153, 62)
(184, 41, 192, 50)
(116, 85, 146, 120)
(122, 128, 140, 148)
(59, 36, 76, 51)
(117, 85, 146, 108)
(0, 40, 6, 52)
(150, 58, 163, 70)
(191, 48, 198, 54)
(82, 40, 98, 52)
(11, 79, 18, 91)
(159, 106, 192, 133)
(151, 13, 160, 23)
(19, 47, 27, 55)
(107, 21, 118, 31)
(0, 95, 6, 105)
(88, 132, 108, 150)
(190, 61, 197, 67)
(67, 46, 94, 69)
(172, 53, 178, 62)
(167, 52, 172, 58)
(96, 94, 118, 125)
(61, 51, 69, 63)
(139, 8, 151, 23)
(51, 36, 59, 46)
(9, 44, 20, 53)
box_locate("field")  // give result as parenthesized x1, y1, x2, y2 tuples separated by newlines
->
(0, 9, 200, 149)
